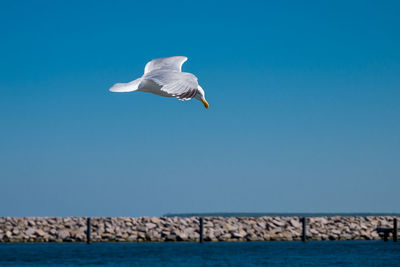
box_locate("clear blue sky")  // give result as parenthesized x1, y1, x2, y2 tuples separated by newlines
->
(1, 0, 399, 217)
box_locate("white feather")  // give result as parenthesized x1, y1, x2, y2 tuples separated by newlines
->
(109, 78, 141, 92)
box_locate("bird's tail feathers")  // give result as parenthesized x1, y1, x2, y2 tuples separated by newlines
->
(109, 78, 141, 92)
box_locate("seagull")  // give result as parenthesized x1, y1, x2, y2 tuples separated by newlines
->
(109, 56, 209, 109)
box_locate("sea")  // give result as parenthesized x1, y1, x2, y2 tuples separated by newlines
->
(0, 241, 399, 266)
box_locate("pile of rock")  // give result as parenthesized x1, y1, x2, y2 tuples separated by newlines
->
(0, 217, 86, 242)
(307, 216, 386, 240)
(202, 217, 302, 241)
(0, 216, 397, 242)
(90, 217, 200, 242)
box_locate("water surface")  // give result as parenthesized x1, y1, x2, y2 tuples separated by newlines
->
(1, 241, 399, 266)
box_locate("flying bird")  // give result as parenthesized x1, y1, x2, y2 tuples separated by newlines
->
(109, 56, 209, 109)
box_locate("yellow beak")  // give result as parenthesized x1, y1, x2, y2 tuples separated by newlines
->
(201, 98, 209, 109)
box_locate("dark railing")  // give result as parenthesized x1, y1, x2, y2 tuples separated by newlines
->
(376, 218, 397, 242)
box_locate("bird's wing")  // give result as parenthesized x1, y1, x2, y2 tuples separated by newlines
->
(145, 71, 198, 101)
(144, 56, 188, 74)
(109, 77, 141, 92)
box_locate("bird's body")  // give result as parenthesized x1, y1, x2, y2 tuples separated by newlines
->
(109, 56, 209, 108)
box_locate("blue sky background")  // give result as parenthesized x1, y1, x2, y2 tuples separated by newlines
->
(1, 0, 399, 216)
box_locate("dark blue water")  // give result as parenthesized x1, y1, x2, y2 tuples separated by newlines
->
(1, 241, 399, 266)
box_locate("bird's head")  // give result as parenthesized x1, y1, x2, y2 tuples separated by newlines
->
(195, 85, 209, 109)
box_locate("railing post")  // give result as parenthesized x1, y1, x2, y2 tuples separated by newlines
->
(86, 217, 91, 244)
(199, 217, 204, 243)
(301, 217, 307, 242)
(394, 218, 398, 242)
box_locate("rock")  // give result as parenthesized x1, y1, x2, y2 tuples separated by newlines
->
(127, 235, 137, 241)
(105, 226, 114, 233)
(118, 233, 129, 239)
(184, 227, 195, 234)
(256, 221, 266, 228)
(145, 223, 157, 230)
(205, 232, 217, 241)
(247, 234, 259, 241)
(35, 229, 47, 237)
(289, 219, 301, 228)
(226, 224, 238, 232)
(57, 230, 70, 240)
(318, 217, 329, 224)
(26, 228, 36, 237)
(63, 218, 72, 224)
(177, 232, 188, 241)
(232, 232, 244, 238)
(272, 219, 285, 227)
(165, 234, 177, 241)
(71, 229, 85, 240)
(150, 217, 161, 224)
(331, 229, 341, 235)
(136, 225, 147, 232)
(371, 231, 379, 239)
(101, 233, 113, 239)
(309, 228, 319, 235)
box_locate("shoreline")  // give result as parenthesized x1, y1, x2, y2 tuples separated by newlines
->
(0, 216, 398, 243)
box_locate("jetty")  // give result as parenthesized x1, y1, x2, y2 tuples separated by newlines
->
(0, 216, 398, 243)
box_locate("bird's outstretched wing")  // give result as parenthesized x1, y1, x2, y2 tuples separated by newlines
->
(144, 71, 198, 101)
(109, 78, 141, 92)
(144, 56, 188, 74)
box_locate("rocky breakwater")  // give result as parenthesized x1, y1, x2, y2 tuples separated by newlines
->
(0, 217, 87, 242)
(0, 216, 397, 242)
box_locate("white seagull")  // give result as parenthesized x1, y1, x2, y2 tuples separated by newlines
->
(109, 56, 209, 109)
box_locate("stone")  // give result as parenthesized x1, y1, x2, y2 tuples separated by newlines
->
(247, 234, 259, 241)
(165, 234, 177, 241)
(101, 233, 113, 239)
(127, 235, 137, 241)
(71, 229, 85, 240)
(309, 228, 319, 235)
(136, 225, 147, 232)
(318, 217, 328, 224)
(63, 218, 72, 224)
(226, 224, 238, 232)
(137, 232, 146, 239)
(26, 228, 36, 237)
(145, 223, 157, 230)
(289, 219, 301, 228)
(177, 232, 188, 241)
(105, 226, 114, 233)
(331, 229, 341, 235)
(232, 232, 244, 238)
(272, 219, 285, 227)
(35, 229, 46, 237)
(256, 221, 266, 228)
(57, 230, 70, 240)
(184, 227, 195, 234)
